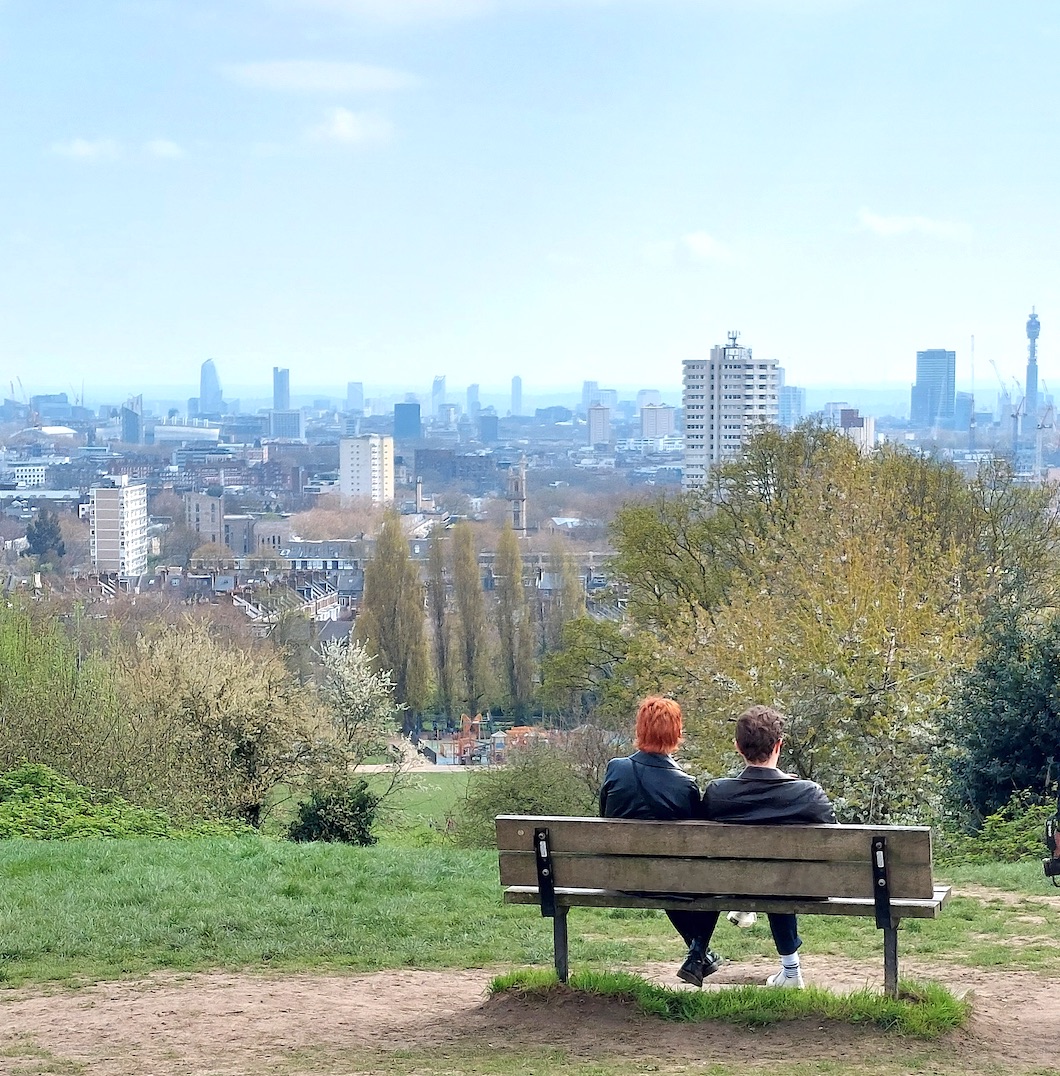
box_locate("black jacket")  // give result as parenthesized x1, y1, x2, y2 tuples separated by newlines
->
(701, 766, 836, 825)
(599, 751, 700, 821)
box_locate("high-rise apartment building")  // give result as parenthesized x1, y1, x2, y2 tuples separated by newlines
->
(89, 476, 149, 578)
(199, 359, 223, 415)
(682, 333, 779, 490)
(511, 376, 523, 416)
(909, 349, 956, 428)
(339, 434, 395, 504)
(269, 410, 305, 440)
(587, 404, 612, 446)
(273, 367, 290, 411)
(640, 403, 676, 438)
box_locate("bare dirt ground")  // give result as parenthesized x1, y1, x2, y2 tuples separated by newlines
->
(3, 952, 1060, 1076)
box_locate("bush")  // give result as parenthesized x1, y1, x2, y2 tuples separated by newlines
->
(449, 741, 598, 848)
(937, 791, 1055, 865)
(0, 764, 244, 839)
(287, 780, 380, 845)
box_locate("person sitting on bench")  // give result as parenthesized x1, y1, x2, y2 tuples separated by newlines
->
(598, 695, 724, 987)
(701, 704, 837, 988)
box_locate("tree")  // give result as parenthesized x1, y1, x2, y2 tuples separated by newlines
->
(427, 529, 454, 718)
(493, 522, 535, 718)
(356, 511, 430, 716)
(23, 508, 66, 563)
(451, 522, 490, 716)
(540, 537, 586, 653)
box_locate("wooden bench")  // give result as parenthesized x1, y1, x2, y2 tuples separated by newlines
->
(496, 815, 952, 997)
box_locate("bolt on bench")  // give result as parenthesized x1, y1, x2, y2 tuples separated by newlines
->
(496, 815, 952, 997)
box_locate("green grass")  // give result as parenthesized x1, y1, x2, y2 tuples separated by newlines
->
(0, 837, 1058, 987)
(371, 770, 471, 844)
(489, 968, 970, 1037)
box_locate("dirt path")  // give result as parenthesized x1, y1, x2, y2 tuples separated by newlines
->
(1, 954, 1059, 1076)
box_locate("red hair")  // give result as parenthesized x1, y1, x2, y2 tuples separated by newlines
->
(634, 696, 683, 754)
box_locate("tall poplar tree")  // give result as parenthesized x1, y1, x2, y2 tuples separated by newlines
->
(426, 529, 453, 719)
(451, 522, 489, 715)
(494, 522, 535, 718)
(356, 511, 430, 717)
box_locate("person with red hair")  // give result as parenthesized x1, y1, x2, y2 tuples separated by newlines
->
(599, 696, 723, 987)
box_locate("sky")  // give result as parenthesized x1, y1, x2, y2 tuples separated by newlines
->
(2, 0, 1059, 405)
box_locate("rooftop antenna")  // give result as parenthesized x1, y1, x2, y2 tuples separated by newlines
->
(728, 330, 740, 348)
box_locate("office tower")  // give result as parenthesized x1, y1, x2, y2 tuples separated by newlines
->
(636, 389, 662, 410)
(839, 408, 875, 452)
(909, 349, 956, 428)
(1026, 308, 1041, 423)
(394, 402, 422, 439)
(199, 359, 223, 415)
(89, 476, 149, 578)
(467, 383, 480, 416)
(587, 404, 612, 446)
(346, 381, 365, 413)
(273, 367, 290, 411)
(339, 434, 395, 504)
(478, 413, 499, 442)
(596, 388, 618, 410)
(641, 403, 676, 438)
(682, 332, 780, 490)
(777, 367, 806, 429)
(581, 380, 600, 414)
(120, 395, 143, 444)
(511, 376, 523, 416)
(432, 375, 446, 418)
(955, 392, 974, 436)
(269, 410, 305, 440)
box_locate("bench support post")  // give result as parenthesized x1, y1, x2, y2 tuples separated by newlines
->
(883, 919, 899, 998)
(553, 906, 570, 983)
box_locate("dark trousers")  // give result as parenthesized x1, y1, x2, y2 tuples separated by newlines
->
(666, 910, 802, 956)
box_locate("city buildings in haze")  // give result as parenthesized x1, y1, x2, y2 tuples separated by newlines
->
(910, 349, 956, 428)
(346, 381, 364, 414)
(640, 403, 676, 438)
(273, 367, 290, 412)
(394, 402, 422, 440)
(339, 434, 395, 504)
(199, 359, 223, 415)
(431, 376, 446, 418)
(510, 376, 522, 416)
(587, 404, 612, 446)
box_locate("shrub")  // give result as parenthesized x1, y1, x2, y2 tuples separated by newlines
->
(937, 791, 1055, 864)
(287, 779, 380, 845)
(449, 741, 598, 848)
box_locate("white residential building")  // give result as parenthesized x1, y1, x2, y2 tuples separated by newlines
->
(587, 404, 612, 446)
(682, 334, 779, 491)
(89, 476, 149, 577)
(339, 434, 395, 504)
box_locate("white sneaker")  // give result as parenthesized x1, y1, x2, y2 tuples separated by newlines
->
(726, 910, 757, 929)
(765, 969, 805, 989)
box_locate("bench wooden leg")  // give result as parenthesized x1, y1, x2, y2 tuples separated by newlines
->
(883, 919, 899, 998)
(554, 906, 570, 983)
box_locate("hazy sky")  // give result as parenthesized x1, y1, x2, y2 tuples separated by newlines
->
(2, 0, 1058, 402)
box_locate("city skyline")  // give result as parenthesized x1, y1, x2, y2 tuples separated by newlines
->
(3, 3, 1059, 394)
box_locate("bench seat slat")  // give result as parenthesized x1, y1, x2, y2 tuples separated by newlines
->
(496, 816, 933, 866)
(501, 884, 952, 919)
(498, 851, 935, 900)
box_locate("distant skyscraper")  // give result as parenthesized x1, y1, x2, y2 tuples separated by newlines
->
(339, 435, 395, 504)
(909, 349, 956, 428)
(432, 375, 446, 417)
(640, 404, 675, 438)
(273, 367, 290, 411)
(269, 410, 305, 440)
(467, 383, 480, 415)
(394, 402, 422, 439)
(199, 359, 223, 415)
(1026, 308, 1041, 424)
(636, 389, 662, 410)
(588, 404, 612, 446)
(511, 376, 523, 416)
(682, 333, 779, 490)
(120, 395, 143, 445)
(778, 368, 806, 429)
(346, 381, 365, 413)
(581, 380, 600, 414)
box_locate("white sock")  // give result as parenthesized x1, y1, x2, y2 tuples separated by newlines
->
(780, 953, 801, 975)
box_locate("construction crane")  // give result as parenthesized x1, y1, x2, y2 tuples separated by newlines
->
(1012, 396, 1026, 466)
(1036, 403, 1055, 479)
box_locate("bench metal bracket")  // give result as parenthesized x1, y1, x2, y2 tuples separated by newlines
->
(534, 827, 557, 918)
(871, 835, 891, 929)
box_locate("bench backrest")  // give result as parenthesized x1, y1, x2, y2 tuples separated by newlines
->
(496, 815, 935, 900)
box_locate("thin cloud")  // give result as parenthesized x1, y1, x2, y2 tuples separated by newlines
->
(644, 231, 733, 268)
(307, 107, 392, 145)
(222, 60, 420, 92)
(858, 208, 971, 242)
(288, 0, 494, 20)
(144, 139, 185, 159)
(50, 138, 121, 161)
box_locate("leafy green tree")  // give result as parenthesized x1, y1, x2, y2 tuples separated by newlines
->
(541, 538, 586, 653)
(23, 508, 66, 563)
(427, 530, 454, 718)
(451, 522, 490, 715)
(356, 511, 430, 715)
(493, 522, 535, 718)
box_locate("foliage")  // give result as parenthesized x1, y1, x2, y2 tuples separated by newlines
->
(540, 537, 586, 652)
(22, 507, 66, 562)
(287, 779, 379, 845)
(451, 521, 491, 715)
(938, 792, 1056, 865)
(943, 610, 1060, 822)
(493, 521, 535, 718)
(449, 741, 597, 847)
(0, 764, 243, 839)
(489, 969, 969, 1037)
(356, 510, 430, 713)
(427, 529, 454, 717)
